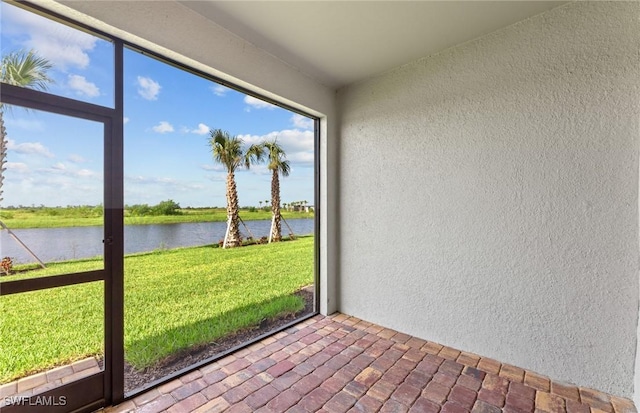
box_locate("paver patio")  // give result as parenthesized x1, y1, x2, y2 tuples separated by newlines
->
(0, 356, 102, 408)
(100, 313, 637, 413)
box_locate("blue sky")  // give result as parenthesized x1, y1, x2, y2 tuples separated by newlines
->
(1, 2, 314, 208)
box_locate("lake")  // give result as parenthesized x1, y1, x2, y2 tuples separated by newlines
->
(0, 219, 314, 264)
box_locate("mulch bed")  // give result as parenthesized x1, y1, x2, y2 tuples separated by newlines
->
(124, 288, 315, 393)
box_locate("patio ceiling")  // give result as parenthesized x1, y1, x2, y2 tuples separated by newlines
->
(180, 1, 566, 89)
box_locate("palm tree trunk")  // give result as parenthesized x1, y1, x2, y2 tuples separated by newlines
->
(270, 169, 282, 242)
(226, 171, 242, 247)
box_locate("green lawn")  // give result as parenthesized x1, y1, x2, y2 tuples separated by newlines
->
(0, 237, 314, 383)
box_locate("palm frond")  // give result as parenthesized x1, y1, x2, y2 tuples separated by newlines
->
(208, 128, 244, 172)
(245, 143, 265, 169)
(1, 49, 54, 90)
(264, 139, 290, 177)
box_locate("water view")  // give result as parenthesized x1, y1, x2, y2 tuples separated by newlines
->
(0, 218, 314, 264)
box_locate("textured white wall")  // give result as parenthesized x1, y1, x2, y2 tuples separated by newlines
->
(337, 2, 639, 396)
(42, 0, 340, 315)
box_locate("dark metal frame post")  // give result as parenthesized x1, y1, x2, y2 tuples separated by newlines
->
(104, 39, 125, 404)
(0, 83, 115, 413)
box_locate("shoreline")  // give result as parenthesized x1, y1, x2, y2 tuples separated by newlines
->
(0, 211, 314, 229)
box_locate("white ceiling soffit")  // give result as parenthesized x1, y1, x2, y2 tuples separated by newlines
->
(180, 1, 566, 89)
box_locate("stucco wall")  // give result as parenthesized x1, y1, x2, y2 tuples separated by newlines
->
(337, 2, 639, 396)
(42, 0, 340, 315)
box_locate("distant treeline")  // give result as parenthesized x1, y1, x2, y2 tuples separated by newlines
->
(0, 201, 183, 217)
(1, 204, 104, 218)
(1, 200, 311, 218)
(127, 200, 182, 216)
(2, 199, 182, 218)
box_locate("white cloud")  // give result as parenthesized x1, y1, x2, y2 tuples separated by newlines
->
(248, 164, 270, 176)
(3, 159, 101, 207)
(152, 121, 174, 134)
(244, 95, 276, 110)
(6, 139, 54, 158)
(157, 177, 177, 184)
(67, 74, 100, 97)
(291, 114, 313, 130)
(201, 164, 226, 172)
(2, 3, 97, 71)
(76, 169, 94, 177)
(288, 152, 315, 164)
(206, 173, 227, 183)
(137, 76, 161, 100)
(211, 85, 228, 97)
(240, 129, 314, 153)
(191, 123, 210, 135)
(68, 154, 87, 163)
(238, 129, 314, 166)
(123, 117, 130, 124)
(5, 162, 29, 173)
(125, 175, 205, 192)
(39, 163, 98, 178)
(127, 176, 176, 185)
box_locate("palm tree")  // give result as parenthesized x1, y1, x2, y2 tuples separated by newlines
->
(262, 139, 290, 242)
(208, 129, 263, 248)
(0, 49, 53, 204)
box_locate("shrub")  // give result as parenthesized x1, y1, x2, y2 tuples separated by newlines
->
(152, 199, 182, 216)
(1, 257, 13, 275)
(127, 204, 152, 216)
(128, 200, 182, 216)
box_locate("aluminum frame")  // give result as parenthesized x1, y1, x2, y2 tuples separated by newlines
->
(1, 2, 321, 410)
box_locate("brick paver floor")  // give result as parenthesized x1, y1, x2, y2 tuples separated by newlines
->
(104, 313, 637, 413)
(0, 356, 102, 408)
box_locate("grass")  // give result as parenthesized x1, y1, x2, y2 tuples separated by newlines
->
(0, 207, 314, 229)
(0, 236, 314, 383)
